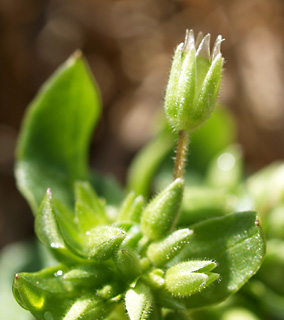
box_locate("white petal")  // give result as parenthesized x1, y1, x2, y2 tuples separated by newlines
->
(196, 33, 211, 59)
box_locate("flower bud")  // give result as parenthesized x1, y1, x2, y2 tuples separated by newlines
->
(115, 248, 142, 281)
(147, 228, 193, 267)
(164, 30, 224, 132)
(141, 178, 184, 240)
(165, 260, 219, 297)
(125, 281, 153, 320)
(85, 226, 126, 260)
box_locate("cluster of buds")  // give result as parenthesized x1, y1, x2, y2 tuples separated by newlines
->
(164, 30, 224, 132)
(13, 179, 218, 320)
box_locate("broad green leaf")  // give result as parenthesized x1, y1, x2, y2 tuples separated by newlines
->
(15, 51, 101, 213)
(0, 241, 49, 320)
(12, 265, 112, 320)
(174, 211, 266, 308)
(178, 187, 235, 226)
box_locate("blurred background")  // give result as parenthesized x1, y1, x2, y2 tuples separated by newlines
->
(1, 0, 284, 249)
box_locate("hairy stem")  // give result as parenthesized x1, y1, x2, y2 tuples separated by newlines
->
(173, 130, 189, 180)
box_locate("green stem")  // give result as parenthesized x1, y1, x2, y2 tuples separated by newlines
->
(173, 130, 189, 180)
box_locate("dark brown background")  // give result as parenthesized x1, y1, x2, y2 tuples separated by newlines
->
(1, 0, 284, 248)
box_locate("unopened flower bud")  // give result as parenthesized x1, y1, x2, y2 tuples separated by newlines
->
(164, 30, 224, 132)
(165, 260, 219, 297)
(141, 178, 184, 240)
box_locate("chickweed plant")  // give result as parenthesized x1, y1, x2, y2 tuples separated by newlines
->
(12, 30, 265, 320)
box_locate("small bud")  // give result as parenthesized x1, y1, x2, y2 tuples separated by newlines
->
(164, 30, 224, 132)
(85, 226, 126, 260)
(147, 228, 193, 267)
(97, 283, 121, 300)
(125, 281, 153, 320)
(165, 260, 219, 297)
(145, 269, 165, 289)
(141, 178, 184, 240)
(115, 248, 142, 281)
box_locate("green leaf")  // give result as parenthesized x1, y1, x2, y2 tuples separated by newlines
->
(0, 240, 50, 320)
(75, 181, 108, 233)
(15, 51, 101, 213)
(175, 211, 266, 308)
(13, 265, 113, 320)
(35, 189, 84, 263)
(178, 187, 235, 226)
(125, 281, 153, 320)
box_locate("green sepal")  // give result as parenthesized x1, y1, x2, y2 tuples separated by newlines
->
(164, 43, 184, 125)
(165, 261, 219, 297)
(147, 228, 193, 267)
(141, 178, 184, 240)
(176, 47, 196, 131)
(115, 248, 141, 281)
(84, 226, 126, 261)
(193, 53, 223, 122)
(35, 189, 84, 263)
(74, 181, 108, 233)
(125, 281, 153, 320)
